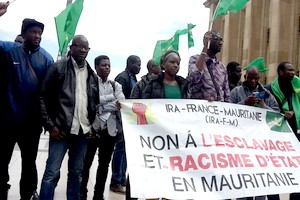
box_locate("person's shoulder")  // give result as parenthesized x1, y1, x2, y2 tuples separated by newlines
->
(140, 74, 148, 81)
(231, 85, 243, 93)
(50, 58, 68, 70)
(39, 47, 54, 62)
(0, 41, 20, 52)
(176, 75, 189, 86)
(264, 83, 272, 91)
(108, 79, 120, 86)
(216, 60, 226, 69)
(176, 74, 188, 81)
(189, 54, 200, 62)
(190, 54, 200, 59)
(115, 70, 126, 78)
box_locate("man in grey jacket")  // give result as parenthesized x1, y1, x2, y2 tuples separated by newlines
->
(230, 66, 279, 200)
(230, 66, 279, 112)
(81, 55, 125, 200)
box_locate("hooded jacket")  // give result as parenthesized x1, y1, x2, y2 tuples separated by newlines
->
(0, 41, 53, 131)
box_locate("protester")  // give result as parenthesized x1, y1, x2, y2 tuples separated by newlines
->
(80, 55, 125, 200)
(227, 61, 242, 90)
(230, 66, 279, 200)
(110, 55, 141, 195)
(125, 50, 188, 200)
(230, 66, 279, 111)
(266, 62, 300, 139)
(188, 30, 230, 102)
(130, 58, 161, 99)
(0, 18, 53, 200)
(142, 50, 189, 99)
(265, 61, 300, 200)
(39, 35, 99, 200)
(127, 58, 161, 199)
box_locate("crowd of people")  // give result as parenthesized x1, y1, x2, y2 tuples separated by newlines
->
(1, 2, 300, 200)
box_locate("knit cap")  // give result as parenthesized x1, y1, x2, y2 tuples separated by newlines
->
(21, 18, 44, 36)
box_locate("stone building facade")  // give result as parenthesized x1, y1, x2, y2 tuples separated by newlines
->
(204, 0, 300, 83)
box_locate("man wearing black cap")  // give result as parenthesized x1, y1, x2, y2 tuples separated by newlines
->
(0, 18, 53, 200)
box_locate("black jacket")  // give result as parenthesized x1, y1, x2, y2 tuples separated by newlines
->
(115, 69, 137, 99)
(130, 73, 157, 99)
(142, 72, 189, 99)
(40, 57, 99, 133)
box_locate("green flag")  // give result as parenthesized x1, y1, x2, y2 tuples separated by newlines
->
(266, 111, 291, 133)
(244, 57, 269, 73)
(188, 23, 196, 48)
(55, 0, 84, 55)
(212, 0, 249, 22)
(153, 24, 196, 65)
(153, 37, 177, 65)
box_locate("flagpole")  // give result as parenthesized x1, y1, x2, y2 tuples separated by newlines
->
(207, 0, 221, 49)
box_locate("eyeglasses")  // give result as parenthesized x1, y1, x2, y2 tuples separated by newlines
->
(72, 44, 90, 51)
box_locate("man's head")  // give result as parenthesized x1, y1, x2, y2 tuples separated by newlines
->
(146, 58, 161, 75)
(94, 55, 110, 81)
(205, 30, 223, 55)
(15, 34, 24, 44)
(244, 66, 260, 90)
(227, 61, 242, 84)
(70, 35, 90, 66)
(21, 18, 44, 48)
(277, 62, 295, 81)
(126, 55, 141, 75)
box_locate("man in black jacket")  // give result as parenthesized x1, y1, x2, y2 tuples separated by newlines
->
(130, 58, 161, 99)
(39, 35, 99, 200)
(109, 55, 141, 194)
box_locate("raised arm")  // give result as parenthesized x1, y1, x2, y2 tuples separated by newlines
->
(0, 2, 9, 17)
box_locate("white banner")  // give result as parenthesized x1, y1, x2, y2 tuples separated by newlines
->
(120, 99, 300, 199)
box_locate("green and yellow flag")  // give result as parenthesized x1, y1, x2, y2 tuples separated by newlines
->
(188, 23, 196, 48)
(55, 0, 84, 56)
(266, 111, 291, 133)
(212, 0, 249, 22)
(244, 57, 269, 73)
(153, 23, 196, 65)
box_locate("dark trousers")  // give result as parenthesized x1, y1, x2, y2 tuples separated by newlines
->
(0, 126, 40, 200)
(81, 129, 116, 200)
(266, 194, 280, 200)
(110, 140, 127, 185)
(290, 193, 300, 200)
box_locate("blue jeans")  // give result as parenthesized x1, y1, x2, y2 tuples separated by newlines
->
(39, 134, 87, 200)
(110, 140, 127, 185)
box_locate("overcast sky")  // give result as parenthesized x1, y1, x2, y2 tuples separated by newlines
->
(0, 0, 210, 79)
